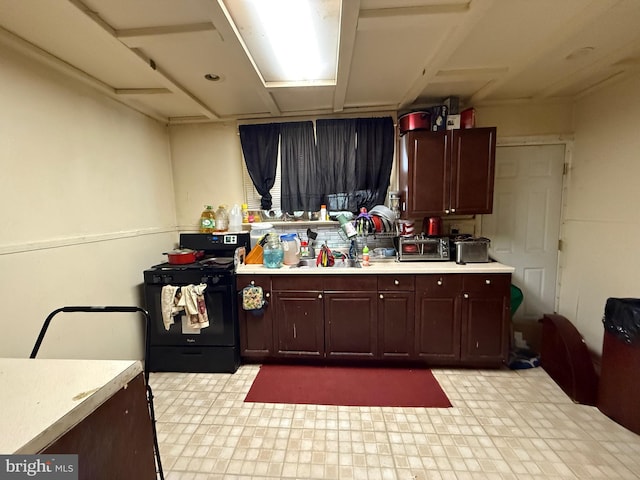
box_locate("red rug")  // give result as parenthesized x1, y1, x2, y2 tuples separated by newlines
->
(244, 365, 452, 408)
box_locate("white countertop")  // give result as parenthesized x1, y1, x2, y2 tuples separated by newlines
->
(237, 260, 515, 275)
(0, 358, 143, 454)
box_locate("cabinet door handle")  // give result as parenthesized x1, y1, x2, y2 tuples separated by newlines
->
(437, 279, 443, 286)
(445, 209, 450, 214)
(250, 280, 255, 285)
(451, 208, 456, 213)
(394, 279, 399, 285)
(485, 279, 491, 285)
(265, 292, 270, 298)
(379, 294, 384, 299)
(318, 294, 323, 299)
(463, 293, 469, 299)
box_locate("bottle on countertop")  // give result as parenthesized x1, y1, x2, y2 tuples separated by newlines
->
(229, 204, 242, 232)
(320, 204, 328, 221)
(241, 203, 249, 223)
(200, 205, 215, 233)
(214, 205, 228, 232)
(300, 240, 310, 258)
(362, 245, 370, 266)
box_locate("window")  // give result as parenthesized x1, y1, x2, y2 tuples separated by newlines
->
(240, 115, 394, 213)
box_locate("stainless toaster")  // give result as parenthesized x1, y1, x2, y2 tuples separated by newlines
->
(453, 237, 491, 264)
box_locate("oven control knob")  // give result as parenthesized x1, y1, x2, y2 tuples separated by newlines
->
(201, 276, 209, 284)
(152, 275, 162, 283)
(162, 275, 173, 283)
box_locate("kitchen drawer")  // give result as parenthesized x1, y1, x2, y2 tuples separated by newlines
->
(462, 274, 510, 294)
(323, 275, 377, 291)
(378, 275, 415, 291)
(415, 274, 463, 297)
(237, 275, 271, 290)
(272, 276, 321, 291)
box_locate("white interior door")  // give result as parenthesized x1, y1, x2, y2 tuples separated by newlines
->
(481, 144, 565, 321)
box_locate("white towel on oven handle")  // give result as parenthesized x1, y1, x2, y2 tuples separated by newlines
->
(183, 283, 209, 329)
(161, 285, 180, 331)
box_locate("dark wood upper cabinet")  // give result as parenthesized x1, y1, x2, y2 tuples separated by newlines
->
(399, 127, 497, 218)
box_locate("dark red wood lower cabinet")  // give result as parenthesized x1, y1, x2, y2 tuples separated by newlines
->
(41, 373, 157, 480)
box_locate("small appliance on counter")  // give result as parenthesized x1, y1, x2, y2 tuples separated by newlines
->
(453, 236, 491, 264)
(423, 216, 442, 236)
(396, 235, 450, 262)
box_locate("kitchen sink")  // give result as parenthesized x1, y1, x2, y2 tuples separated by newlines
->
(290, 258, 361, 268)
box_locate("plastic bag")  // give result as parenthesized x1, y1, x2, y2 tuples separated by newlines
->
(602, 297, 640, 344)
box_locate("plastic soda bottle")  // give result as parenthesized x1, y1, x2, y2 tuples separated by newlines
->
(362, 245, 370, 266)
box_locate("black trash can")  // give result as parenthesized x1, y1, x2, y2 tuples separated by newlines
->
(597, 298, 640, 434)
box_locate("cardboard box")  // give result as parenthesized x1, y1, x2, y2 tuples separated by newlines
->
(446, 114, 460, 130)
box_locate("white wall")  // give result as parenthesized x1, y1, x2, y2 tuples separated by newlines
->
(558, 73, 640, 354)
(476, 101, 574, 136)
(0, 40, 177, 359)
(169, 123, 245, 230)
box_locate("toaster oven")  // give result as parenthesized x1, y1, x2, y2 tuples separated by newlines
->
(397, 236, 450, 261)
(453, 237, 490, 264)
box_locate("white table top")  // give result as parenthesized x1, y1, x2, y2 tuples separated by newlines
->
(0, 358, 143, 454)
(237, 260, 515, 275)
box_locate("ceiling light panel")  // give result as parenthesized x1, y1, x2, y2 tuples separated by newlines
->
(219, 0, 340, 86)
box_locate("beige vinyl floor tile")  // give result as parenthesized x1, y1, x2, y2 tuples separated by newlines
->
(152, 366, 640, 480)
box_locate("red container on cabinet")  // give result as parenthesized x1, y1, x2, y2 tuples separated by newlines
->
(460, 108, 476, 129)
(399, 112, 431, 135)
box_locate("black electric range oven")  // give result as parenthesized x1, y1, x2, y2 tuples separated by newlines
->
(143, 232, 250, 373)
